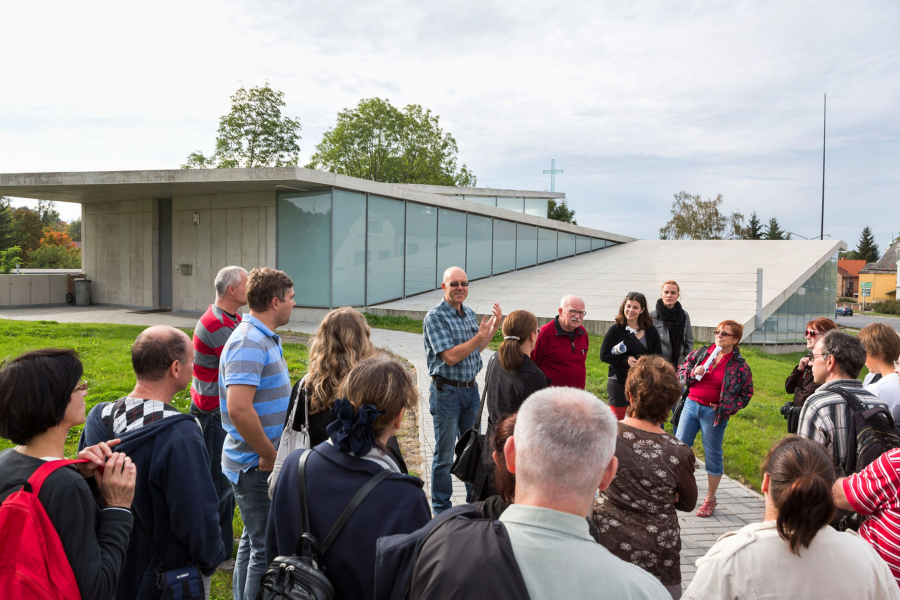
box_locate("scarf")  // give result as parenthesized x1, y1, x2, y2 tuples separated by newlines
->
(655, 298, 686, 366)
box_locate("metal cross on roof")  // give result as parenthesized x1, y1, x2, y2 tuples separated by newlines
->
(543, 159, 563, 192)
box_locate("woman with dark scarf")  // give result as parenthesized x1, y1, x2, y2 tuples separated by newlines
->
(265, 355, 430, 599)
(651, 280, 694, 368)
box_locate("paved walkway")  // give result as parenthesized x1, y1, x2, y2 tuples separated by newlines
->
(0, 306, 766, 589)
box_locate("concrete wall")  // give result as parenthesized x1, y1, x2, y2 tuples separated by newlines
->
(82, 200, 155, 307)
(0, 274, 70, 307)
(172, 191, 276, 312)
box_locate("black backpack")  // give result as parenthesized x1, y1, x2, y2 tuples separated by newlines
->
(257, 450, 391, 600)
(832, 387, 900, 531)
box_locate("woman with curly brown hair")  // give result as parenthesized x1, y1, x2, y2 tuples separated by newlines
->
(592, 355, 697, 599)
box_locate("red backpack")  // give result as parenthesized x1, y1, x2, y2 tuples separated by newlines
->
(0, 459, 88, 600)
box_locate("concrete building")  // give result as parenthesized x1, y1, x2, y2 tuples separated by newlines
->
(0, 168, 844, 347)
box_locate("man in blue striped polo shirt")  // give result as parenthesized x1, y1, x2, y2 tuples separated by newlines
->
(219, 267, 294, 600)
(424, 266, 502, 514)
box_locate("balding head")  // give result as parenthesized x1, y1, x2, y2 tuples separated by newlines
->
(441, 266, 469, 308)
(132, 326, 192, 382)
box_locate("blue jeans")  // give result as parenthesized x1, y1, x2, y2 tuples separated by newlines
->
(429, 383, 480, 514)
(230, 467, 270, 600)
(190, 403, 235, 561)
(674, 399, 728, 476)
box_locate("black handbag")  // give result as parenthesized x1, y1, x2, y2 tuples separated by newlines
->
(451, 355, 496, 484)
(257, 450, 392, 600)
(671, 385, 690, 431)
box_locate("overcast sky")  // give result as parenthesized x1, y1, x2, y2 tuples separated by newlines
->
(3, 0, 899, 250)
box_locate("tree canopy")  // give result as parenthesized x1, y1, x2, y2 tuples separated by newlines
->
(746, 212, 764, 240)
(658, 191, 744, 240)
(547, 198, 577, 224)
(845, 226, 881, 263)
(182, 82, 301, 169)
(764, 217, 786, 240)
(307, 97, 477, 187)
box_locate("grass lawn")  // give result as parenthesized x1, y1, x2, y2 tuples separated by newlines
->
(361, 312, 864, 491)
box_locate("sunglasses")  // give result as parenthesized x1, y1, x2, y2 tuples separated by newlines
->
(805, 330, 819, 338)
(714, 330, 733, 338)
(447, 281, 469, 288)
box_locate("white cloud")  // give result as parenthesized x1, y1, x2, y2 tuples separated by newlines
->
(1, 0, 899, 247)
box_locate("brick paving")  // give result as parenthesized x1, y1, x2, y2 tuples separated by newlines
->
(0, 306, 766, 589)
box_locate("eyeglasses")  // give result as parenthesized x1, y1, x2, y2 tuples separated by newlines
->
(73, 381, 88, 392)
(714, 330, 733, 337)
(566, 309, 587, 317)
(447, 281, 469, 288)
(805, 330, 819, 338)
(811, 353, 830, 361)
(535, 328, 542, 335)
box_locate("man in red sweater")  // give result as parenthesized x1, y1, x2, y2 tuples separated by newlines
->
(531, 295, 589, 389)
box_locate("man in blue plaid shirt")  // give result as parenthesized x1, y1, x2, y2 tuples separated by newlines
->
(424, 266, 502, 514)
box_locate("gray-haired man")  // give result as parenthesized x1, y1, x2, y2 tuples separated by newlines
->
(189, 265, 248, 573)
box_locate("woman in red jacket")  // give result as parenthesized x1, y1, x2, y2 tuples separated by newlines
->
(675, 320, 753, 518)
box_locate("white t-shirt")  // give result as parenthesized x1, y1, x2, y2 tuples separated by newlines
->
(866, 373, 900, 421)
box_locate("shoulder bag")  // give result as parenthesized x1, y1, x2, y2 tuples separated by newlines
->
(269, 377, 311, 498)
(451, 355, 496, 485)
(258, 450, 392, 600)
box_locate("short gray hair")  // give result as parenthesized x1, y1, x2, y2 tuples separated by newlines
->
(560, 295, 584, 309)
(514, 387, 617, 500)
(215, 266, 248, 298)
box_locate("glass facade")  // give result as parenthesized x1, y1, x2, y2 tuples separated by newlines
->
(524, 198, 549, 218)
(277, 189, 616, 307)
(455, 194, 549, 218)
(497, 197, 524, 213)
(746, 255, 838, 344)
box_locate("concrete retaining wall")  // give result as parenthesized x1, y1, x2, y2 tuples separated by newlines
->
(0, 274, 71, 307)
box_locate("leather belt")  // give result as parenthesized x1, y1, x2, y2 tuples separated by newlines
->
(432, 376, 477, 389)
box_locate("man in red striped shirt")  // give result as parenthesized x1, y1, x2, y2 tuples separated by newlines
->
(835, 447, 900, 588)
(190, 265, 248, 574)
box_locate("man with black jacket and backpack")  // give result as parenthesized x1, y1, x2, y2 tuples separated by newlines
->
(798, 330, 890, 472)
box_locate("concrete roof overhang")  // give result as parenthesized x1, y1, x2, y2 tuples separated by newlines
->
(0, 167, 631, 243)
(374, 239, 848, 337)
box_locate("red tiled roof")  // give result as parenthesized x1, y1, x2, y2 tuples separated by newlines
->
(839, 259, 867, 277)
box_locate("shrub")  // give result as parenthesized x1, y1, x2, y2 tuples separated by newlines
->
(838, 297, 856, 303)
(871, 300, 900, 315)
(25, 244, 81, 269)
(0, 246, 22, 274)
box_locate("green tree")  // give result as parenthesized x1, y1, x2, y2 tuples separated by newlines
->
(746, 212, 764, 239)
(37, 200, 62, 229)
(182, 81, 301, 169)
(0, 197, 14, 251)
(66, 217, 82, 242)
(0, 246, 22, 274)
(25, 244, 81, 268)
(308, 97, 477, 186)
(547, 198, 577, 224)
(764, 217, 786, 240)
(659, 191, 744, 240)
(853, 226, 880, 263)
(10, 207, 44, 256)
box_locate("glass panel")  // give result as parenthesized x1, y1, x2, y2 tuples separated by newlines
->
(464, 195, 496, 207)
(367, 195, 405, 304)
(332, 190, 366, 307)
(516, 224, 537, 269)
(591, 238, 605, 251)
(576, 235, 591, 254)
(524, 198, 548, 218)
(405, 203, 437, 296)
(466, 214, 492, 280)
(278, 191, 331, 307)
(558, 231, 575, 257)
(497, 197, 524, 213)
(493, 219, 516, 275)
(538, 228, 557, 263)
(437, 209, 466, 287)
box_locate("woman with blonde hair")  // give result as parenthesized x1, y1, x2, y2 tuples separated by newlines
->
(473, 310, 549, 500)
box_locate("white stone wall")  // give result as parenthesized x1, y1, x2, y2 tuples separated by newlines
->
(0, 274, 70, 306)
(82, 199, 155, 307)
(172, 191, 277, 312)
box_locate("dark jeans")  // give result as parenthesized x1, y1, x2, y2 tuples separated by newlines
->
(190, 403, 235, 563)
(429, 383, 479, 515)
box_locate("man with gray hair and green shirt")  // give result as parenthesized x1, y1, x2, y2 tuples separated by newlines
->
(189, 265, 248, 574)
(408, 387, 668, 599)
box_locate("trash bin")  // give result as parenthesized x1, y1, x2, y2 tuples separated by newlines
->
(74, 278, 92, 306)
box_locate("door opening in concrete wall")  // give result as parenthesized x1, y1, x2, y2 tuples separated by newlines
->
(158, 198, 173, 310)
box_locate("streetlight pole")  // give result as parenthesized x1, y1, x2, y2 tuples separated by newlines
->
(821, 93, 826, 241)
